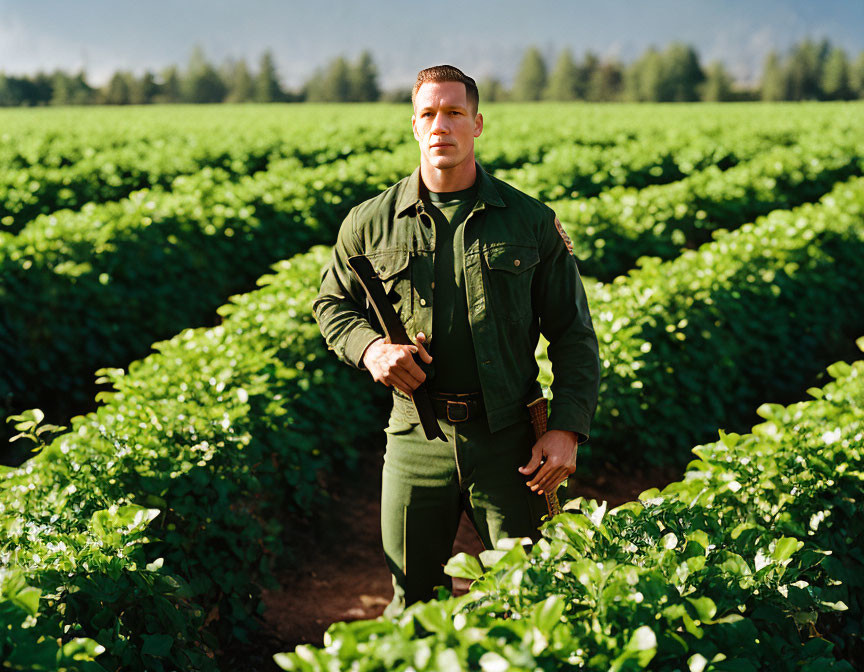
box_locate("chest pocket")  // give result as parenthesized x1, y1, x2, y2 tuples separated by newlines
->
(366, 247, 412, 322)
(483, 242, 540, 322)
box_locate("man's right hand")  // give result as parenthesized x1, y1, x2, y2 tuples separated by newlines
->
(362, 332, 433, 396)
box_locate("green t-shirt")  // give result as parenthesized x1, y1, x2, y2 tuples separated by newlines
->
(426, 183, 481, 393)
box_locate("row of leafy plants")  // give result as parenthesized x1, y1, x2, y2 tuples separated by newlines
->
(0, 104, 412, 170)
(494, 126, 773, 202)
(476, 101, 859, 174)
(0, 245, 389, 670)
(0, 107, 756, 235)
(552, 134, 864, 280)
(276, 338, 864, 671)
(0, 143, 420, 456)
(5, 99, 847, 235)
(3, 175, 861, 669)
(0, 101, 655, 233)
(1, 113, 810, 458)
(3, 104, 862, 667)
(0, 123, 412, 234)
(541, 174, 864, 463)
(0, 101, 747, 171)
(3, 173, 862, 669)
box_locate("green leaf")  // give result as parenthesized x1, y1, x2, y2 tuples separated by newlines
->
(60, 637, 106, 661)
(826, 361, 852, 379)
(718, 429, 740, 449)
(771, 537, 803, 563)
(610, 625, 658, 671)
(478, 549, 507, 568)
(479, 652, 510, 672)
(688, 653, 708, 672)
(444, 553, 484, 580)
(532, 595, 565, 631)
(756, 403, 784, 420)
(11, 586, 41, 616)
(140, 634, 174, 658)
(6, 408, 45, 427)
(414, 603, 451, 634)
(89, 505, 160, 546)
(588, 500, 608, 527)
(435, 647, 462, 672)
(687, 596, 717, 621)
(685, 529, 711, 550)
(146, 558, 165, 571)
(817, 599, 848, 612)
(627, 625, 657, 651)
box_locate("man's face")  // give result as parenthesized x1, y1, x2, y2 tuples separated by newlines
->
(412, 81, 482, 172)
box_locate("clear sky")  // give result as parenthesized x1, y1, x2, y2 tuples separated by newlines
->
(2, 0, 862, 88)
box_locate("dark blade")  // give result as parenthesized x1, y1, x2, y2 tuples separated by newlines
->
(347, 254, 447, 441)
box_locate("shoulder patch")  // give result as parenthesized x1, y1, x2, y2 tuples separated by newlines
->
(554, 216, 574, 256)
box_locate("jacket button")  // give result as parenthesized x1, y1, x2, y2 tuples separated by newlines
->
(430, 282, 435, 289)
(420, 298, 427, 306)
(514, 259, 521, 267)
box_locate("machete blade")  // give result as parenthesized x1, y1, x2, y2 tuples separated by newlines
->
(347, 254, 447, 442)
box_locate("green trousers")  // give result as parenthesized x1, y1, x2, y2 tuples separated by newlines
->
(380, 408, 551, 618)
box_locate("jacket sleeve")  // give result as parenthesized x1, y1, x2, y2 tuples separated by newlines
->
(533, 210, 601, 443)
(312, 208, 384, 370)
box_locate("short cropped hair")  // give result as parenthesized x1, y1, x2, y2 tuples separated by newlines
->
(412, 65, 479, 114)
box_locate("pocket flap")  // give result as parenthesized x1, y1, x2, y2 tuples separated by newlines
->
(366, 248, 410, 281)
(483, 243, 540, 274)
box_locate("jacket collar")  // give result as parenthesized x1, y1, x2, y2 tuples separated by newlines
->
(395, 161, 505, 217)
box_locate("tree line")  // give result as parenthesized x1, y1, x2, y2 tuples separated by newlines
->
(497, 39, 864, 102)
(0, 46, 381, 107)
(1, 39, 863, 107)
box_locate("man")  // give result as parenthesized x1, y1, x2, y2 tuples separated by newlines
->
(313, 65, 600, 617)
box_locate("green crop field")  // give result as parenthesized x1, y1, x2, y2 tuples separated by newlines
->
(1, 102, 862, 671)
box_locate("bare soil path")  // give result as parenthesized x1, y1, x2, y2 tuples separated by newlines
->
(257, 443, 679, 656)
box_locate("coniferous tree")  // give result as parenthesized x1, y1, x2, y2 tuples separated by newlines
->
(587, 60, 623, 101)
(851, 50, 864, 99)
(30, 72, 54, 105)
(103, 71, 132, 105)
(624, 46, 664, 101)
(154, 66, 181, 104)
(511, 47, 547, 101)
(255, 50, 283, 102)
(349, 50, 379, 102)
(225, 58, 254, 102)
(544, 48, 579, 101)
(50, 70, 71, 105)
(182, 45, 227, 103)
(68, 71, 94, 105)
(761, 51, 788, 101)
(701, 61, 734, 101)
(662, 43, 705, 101)
(305, 56, 351, 102)
(0, 73, 11, 106)
(130, 71, 158, 105)
(578, 52, 601, 100)
(821, 46, 851, 100)
(477, 76, 506, 103)
(786, 38, 828, 100)
(0, 74, 32, 106)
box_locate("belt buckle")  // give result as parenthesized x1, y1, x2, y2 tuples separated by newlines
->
(446, 400, 469, 422)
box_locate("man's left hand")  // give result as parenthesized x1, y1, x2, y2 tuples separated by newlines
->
(518, 430, 578, 495)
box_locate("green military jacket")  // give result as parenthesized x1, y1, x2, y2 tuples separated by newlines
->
(312, 162, 600, 441)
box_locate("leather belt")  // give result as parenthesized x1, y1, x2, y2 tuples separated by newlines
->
(428, 391, 484, 423)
